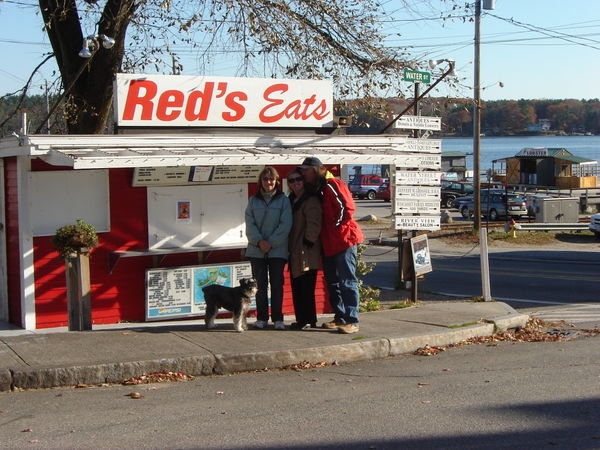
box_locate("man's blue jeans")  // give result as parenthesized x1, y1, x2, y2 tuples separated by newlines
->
(323, 245, 360, 325)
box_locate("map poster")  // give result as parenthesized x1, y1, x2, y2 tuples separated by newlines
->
(146, 262, 254, 320)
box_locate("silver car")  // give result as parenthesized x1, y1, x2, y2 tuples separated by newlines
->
(463, 193, 527, 221)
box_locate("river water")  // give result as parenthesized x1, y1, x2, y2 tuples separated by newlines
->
(442, 135, 600, 171)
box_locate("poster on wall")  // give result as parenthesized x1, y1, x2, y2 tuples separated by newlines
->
(146, 262, 254, 320)
(176, 200, 192, 223)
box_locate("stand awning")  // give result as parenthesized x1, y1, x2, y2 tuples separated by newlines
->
(1, 134, 439, 169)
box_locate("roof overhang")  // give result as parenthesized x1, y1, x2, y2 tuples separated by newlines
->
(1, 134, 439, 169)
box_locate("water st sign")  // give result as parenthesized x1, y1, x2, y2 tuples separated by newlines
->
(403, 69, 431, 84)
(396, 115, 441, 131)
(394, 170, 441, 186)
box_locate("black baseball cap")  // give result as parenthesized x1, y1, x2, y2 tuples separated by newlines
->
(299, 157, 323, 169)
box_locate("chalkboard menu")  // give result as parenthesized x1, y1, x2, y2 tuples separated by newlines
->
(146, 262, 253, 320)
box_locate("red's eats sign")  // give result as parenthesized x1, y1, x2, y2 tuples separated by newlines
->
(114, 74, 333, 128)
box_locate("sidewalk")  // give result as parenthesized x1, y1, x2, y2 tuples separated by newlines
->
(0, 301, 528, 392)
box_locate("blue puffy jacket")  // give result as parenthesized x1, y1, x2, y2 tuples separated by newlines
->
(245, 190, 293, 260)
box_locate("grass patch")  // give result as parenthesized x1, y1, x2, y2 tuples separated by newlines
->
(449, 321, 481, 329)
(388, 301, 413, 310)
(441, 229, 596, 246)
(351, 336, 367, 340)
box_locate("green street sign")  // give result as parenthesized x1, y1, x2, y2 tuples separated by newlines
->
(403, 69, 431, 84)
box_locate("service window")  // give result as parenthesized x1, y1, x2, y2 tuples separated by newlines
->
(29, 170, 110, 236)
(147, 184, 248, 249)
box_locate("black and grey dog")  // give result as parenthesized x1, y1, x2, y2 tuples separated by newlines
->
(202, 278, 258, 332)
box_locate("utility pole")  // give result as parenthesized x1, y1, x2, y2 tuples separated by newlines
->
(473, 0, 482, 232)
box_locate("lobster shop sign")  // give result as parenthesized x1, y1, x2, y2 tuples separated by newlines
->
(114, 74, 333, 128)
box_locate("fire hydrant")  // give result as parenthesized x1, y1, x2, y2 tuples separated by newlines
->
(508, 218, 517, 238)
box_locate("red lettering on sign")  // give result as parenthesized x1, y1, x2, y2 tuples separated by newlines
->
(185, 82, 215, 121)
(122, 80, 157, 120)
(259, 84, 330, 123)
(156, 90, 184, 121)
(222, 92, 248, 121)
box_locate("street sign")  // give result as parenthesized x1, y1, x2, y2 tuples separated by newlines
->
(404, 138, 441, 153)
(394, 215, 440, 231)
(396, 115, 441, 131)
(393, 199, 440, 215)
(394, 170, 441, 185)
(394, 185, 441, 200)
(395, 154, 441, 170)
(403, 69, 431, 84)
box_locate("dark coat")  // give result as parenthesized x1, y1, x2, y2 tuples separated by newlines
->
(288, 192, 322, 279)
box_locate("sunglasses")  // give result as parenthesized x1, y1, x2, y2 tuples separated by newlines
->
(287, 176, 303, 184)
(262, 176, 276, 182)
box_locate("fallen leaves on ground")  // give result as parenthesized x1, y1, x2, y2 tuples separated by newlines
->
(121, 371, 194, 385)
(414, 318, 589, 356)
(126, 392, 143, 399)
(250, 360, 336, 373)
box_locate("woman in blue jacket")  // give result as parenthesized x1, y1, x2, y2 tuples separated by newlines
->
(245, 167, 293, 330)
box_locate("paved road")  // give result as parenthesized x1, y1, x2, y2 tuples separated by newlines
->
(1, 330, 598, 449)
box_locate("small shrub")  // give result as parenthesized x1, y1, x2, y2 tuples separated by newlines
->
(356, 244, 381, 312)
(53, 219, 98, 257)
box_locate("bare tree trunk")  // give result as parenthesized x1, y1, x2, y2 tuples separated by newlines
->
(39, 0, 137, 134)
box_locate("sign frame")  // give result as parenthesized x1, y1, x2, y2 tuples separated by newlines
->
(146, 261, 254, 321)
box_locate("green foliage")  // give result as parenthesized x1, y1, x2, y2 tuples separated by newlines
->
(356, 244, 381, 312)
(53, 219, 98, 257)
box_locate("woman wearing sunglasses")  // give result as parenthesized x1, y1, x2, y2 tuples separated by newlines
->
(245, 167, 292, 330)
(286, 168, 322, 330)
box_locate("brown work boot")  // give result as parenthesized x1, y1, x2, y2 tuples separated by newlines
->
(337, 323, 359, 334)
(321, 320, 342, 329)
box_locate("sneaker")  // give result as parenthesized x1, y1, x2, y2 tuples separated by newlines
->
(289, 322, 309, 330)
(253, 320, 268, 329)
(337, 323, 359, 334)
(321, 320, 342, 329)
(274, 321, 286, 330)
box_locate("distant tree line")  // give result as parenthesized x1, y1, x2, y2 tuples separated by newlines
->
(2, 93, 599, 137)
(338, 97, 600, 136)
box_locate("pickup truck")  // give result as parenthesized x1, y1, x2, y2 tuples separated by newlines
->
(441, 181, 473, 208)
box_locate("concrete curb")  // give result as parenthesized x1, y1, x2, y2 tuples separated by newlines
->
(2, 306, 529, 391)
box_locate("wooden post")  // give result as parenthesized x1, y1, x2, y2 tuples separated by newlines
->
(65, 249, 92, 331)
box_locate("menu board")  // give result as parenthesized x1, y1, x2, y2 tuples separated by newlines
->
(132, 165, 263, 186)
(146, 262, 254, 320)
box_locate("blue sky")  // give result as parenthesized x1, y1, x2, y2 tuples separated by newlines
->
(1, 0, 599, 101)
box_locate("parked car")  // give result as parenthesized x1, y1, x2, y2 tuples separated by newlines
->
(451, 195, 472, 211)
(463, 192, 528, 221)
(349, 174, 387, 200)
(441, 181, 473, 208)
(589, 213, 600, 240)
(376, 182, 391, 202)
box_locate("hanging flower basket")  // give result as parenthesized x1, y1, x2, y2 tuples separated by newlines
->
(53, 219, 98, 257)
